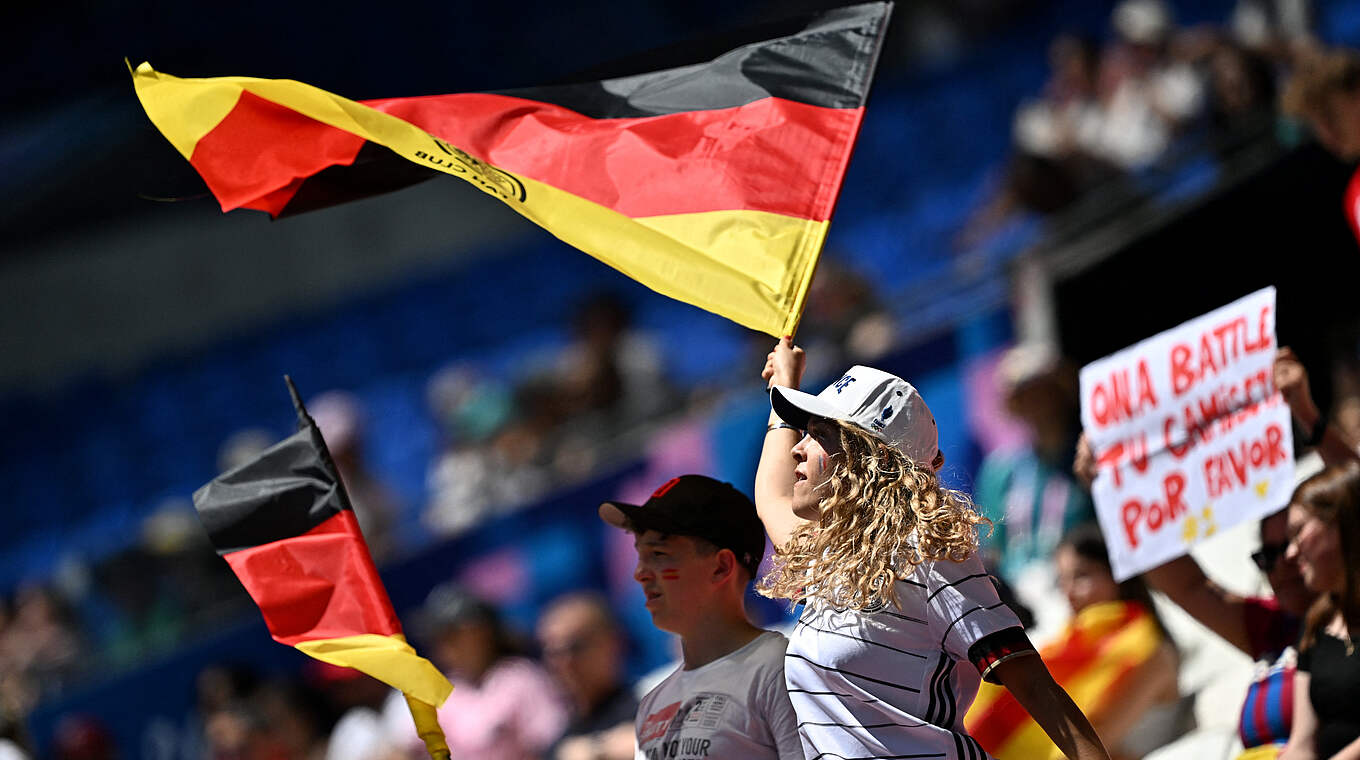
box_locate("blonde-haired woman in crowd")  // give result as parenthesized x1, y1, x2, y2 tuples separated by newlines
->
(755, 337, 1109, 760)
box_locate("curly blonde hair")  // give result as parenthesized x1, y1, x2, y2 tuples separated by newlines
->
(757, 420, 990, 610)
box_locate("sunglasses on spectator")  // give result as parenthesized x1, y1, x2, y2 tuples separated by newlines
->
(1251, 542, 1289, 573)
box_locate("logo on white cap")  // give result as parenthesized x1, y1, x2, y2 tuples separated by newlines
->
(771, 366, 939, 466)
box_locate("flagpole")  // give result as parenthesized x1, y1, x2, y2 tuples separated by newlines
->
(404, 692, 451, 759)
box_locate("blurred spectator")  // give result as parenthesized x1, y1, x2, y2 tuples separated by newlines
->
(555, 294, 665, 426)
(1231, 0, 1313, 51)
(967, 523, 1184, 760)
(217, 428, 275, 473)
(379, 584, 567, 759)
(1008, 34, 1125, 213)
(312, 664, 391, 760)
(309, 392, 399, 561)
(51, 715, 115, 760)
(975, 343, 1094, 586)
(1092, 0, 1205, 170)
(1332, 361, 1360, 447)
(962, 33, 1125, 242)
(197, 665, 262, 719)
(1283, 44, 1360, 165)
(251, 680, 332, 760)
(1205, 41, 1278, 156)
(93, 547, 184, 669)
(0, 585, 80, 713)
(195, 665, 262, 760)
(549, 295, 669, 482)
(424, 367, 550, 536)
(0, 704, 31, 760)
(203, 701, 264, 760)
(1134, 452, 1320, 758)
(1280, 465, 1360, 759)
(536, 592, 636, 760)
(796, 259, 898, 379)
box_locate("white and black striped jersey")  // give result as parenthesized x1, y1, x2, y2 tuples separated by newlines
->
(784, 551, 1034, 760)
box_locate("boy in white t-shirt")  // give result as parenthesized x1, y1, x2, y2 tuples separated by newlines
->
(599, 475, 802, 760)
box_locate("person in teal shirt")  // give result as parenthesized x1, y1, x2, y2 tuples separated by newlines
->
(975, 344, 1095, 583)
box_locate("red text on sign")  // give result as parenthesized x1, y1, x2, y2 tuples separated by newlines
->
(1169, 306, 1272, 398)
(1121, 472, 1189, 549)
(1203, 422, 1288, 499)
(1087, 359, 1159, 429)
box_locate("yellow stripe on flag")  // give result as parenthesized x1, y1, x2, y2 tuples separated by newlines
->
(130, 63, 823, 336)
(295, 633, 452, 707)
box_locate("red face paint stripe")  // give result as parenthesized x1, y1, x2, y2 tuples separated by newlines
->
(222, 510, 401, 645)
(660, 570, 681, 580)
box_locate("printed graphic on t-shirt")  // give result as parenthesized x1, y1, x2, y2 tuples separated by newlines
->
(638, 692, 730, 759)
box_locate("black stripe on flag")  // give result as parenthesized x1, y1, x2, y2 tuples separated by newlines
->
(499, 2, 892, 118)
(193, 380, 352, 554)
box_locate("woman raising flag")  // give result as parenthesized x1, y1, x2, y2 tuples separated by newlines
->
(754, 337, 1109, 760)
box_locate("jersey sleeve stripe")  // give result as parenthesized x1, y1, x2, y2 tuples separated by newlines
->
(785, 652, 922, 693)
(934, 658, 957, 728)
(795, 619, 928, 659)
(924, 656, 944, 723)
(787, 688, 883, 704)
(798, 720, 929, 730)
(809, 752, 946, 760)
(925, 573, 990, 602)
(938, 601, 1008, 648)
(871, 608, 928, 625)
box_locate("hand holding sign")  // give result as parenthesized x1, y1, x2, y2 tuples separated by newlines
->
(1079, 287, 1294, 581)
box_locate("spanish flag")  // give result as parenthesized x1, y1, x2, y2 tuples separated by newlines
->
(965, 600, 1165, 760)
(193, 378, 452, 756)
(131, 2, 891, 337)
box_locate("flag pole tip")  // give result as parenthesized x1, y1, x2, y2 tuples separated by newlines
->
(283, 375, 308, 421)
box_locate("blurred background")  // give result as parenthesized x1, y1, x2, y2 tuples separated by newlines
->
(7, 0, 1360, 757)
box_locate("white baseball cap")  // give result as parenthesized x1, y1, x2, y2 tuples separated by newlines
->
(771, 366, 940, 467)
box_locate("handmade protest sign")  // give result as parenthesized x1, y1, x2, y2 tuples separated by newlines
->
(1079, 287, 1293, 581)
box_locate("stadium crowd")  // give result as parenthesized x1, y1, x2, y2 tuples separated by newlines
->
(11, 335, 1360, 760)
(10, 2, 1360, 759)
(965, 0, 1310, 242)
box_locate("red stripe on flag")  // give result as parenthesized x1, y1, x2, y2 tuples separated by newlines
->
(223, 510, 401, 645)
(365, 92, 863, 220)
(191, 90, 365, 213)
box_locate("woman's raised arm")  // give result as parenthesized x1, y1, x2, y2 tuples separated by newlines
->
(756, 337, 809, 546)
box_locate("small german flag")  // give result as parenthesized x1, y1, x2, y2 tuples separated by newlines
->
(131, 2, 891, 337)
(192, 378, 452, 714)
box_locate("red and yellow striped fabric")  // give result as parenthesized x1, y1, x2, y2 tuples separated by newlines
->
(131, 3, 891, 337)
(965, 601, 1164, 760)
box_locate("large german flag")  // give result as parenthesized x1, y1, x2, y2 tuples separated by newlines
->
(131, 2, 891, 337)
(192, 378, 451, 711)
